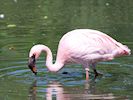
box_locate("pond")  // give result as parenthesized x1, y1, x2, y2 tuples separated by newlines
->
(0, 0, 133, 100)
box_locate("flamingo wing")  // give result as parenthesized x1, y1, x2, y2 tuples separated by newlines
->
(57, 29, 130, 64)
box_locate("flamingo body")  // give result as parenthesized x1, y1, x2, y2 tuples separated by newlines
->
(28, 29, 131, 80)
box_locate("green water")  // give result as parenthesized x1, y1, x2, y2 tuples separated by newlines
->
(0, 0, 133, 100)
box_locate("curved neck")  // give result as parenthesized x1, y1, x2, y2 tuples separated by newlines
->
(40, 45, 64, 72)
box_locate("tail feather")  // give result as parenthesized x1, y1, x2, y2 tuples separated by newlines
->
(116, 42, 131, 55)
(101, 32, 131, 55)
(94, 30, 131, 56)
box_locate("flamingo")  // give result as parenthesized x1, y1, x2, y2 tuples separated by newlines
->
(28, 29, 131, 80)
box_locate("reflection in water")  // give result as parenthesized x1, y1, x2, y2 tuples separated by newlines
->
(29, 80, 37, 100)
(29, 80, 117, 100)
(46, 82, 68, 100)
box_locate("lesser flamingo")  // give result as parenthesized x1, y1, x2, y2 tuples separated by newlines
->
(28, 29, 131, 80)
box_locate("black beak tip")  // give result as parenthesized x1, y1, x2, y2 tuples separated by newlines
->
(28, 64, 37, 75)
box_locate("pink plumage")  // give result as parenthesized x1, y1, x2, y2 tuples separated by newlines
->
(28, 29, 131, 80)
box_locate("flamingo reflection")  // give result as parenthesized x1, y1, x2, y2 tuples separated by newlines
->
(29, 80, 118, 100)
(29, 80, 37, 100)
(28, 80, 70, 100)
(46, 81, 69, 100)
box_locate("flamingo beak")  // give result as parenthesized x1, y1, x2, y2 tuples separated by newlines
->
(28, 55, 37, 75)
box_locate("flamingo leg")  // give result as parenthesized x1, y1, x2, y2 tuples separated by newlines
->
(93, 69, 99, 78)
(92, 63, 102, 79)
(85, 68, 90, 80)
(86, 70, 89, 80)
(92, 63, 99, 79)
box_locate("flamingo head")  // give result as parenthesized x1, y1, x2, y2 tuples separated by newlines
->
(28, 45, 43, 75)
(28, 54, 37, 75)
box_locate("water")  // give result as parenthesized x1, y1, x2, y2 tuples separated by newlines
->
(0, 0, 133, 100)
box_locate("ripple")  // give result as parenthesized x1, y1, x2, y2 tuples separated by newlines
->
(0, 58, 132, 100)
(0, 66, 29, 78)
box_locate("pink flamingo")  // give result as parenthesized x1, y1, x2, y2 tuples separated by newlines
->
(28, 29, 131, 80)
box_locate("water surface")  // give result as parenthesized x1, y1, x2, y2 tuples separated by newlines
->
(0, 0, 133, 100)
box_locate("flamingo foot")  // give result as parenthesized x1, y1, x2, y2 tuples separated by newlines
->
(93, 69, 103, 79)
